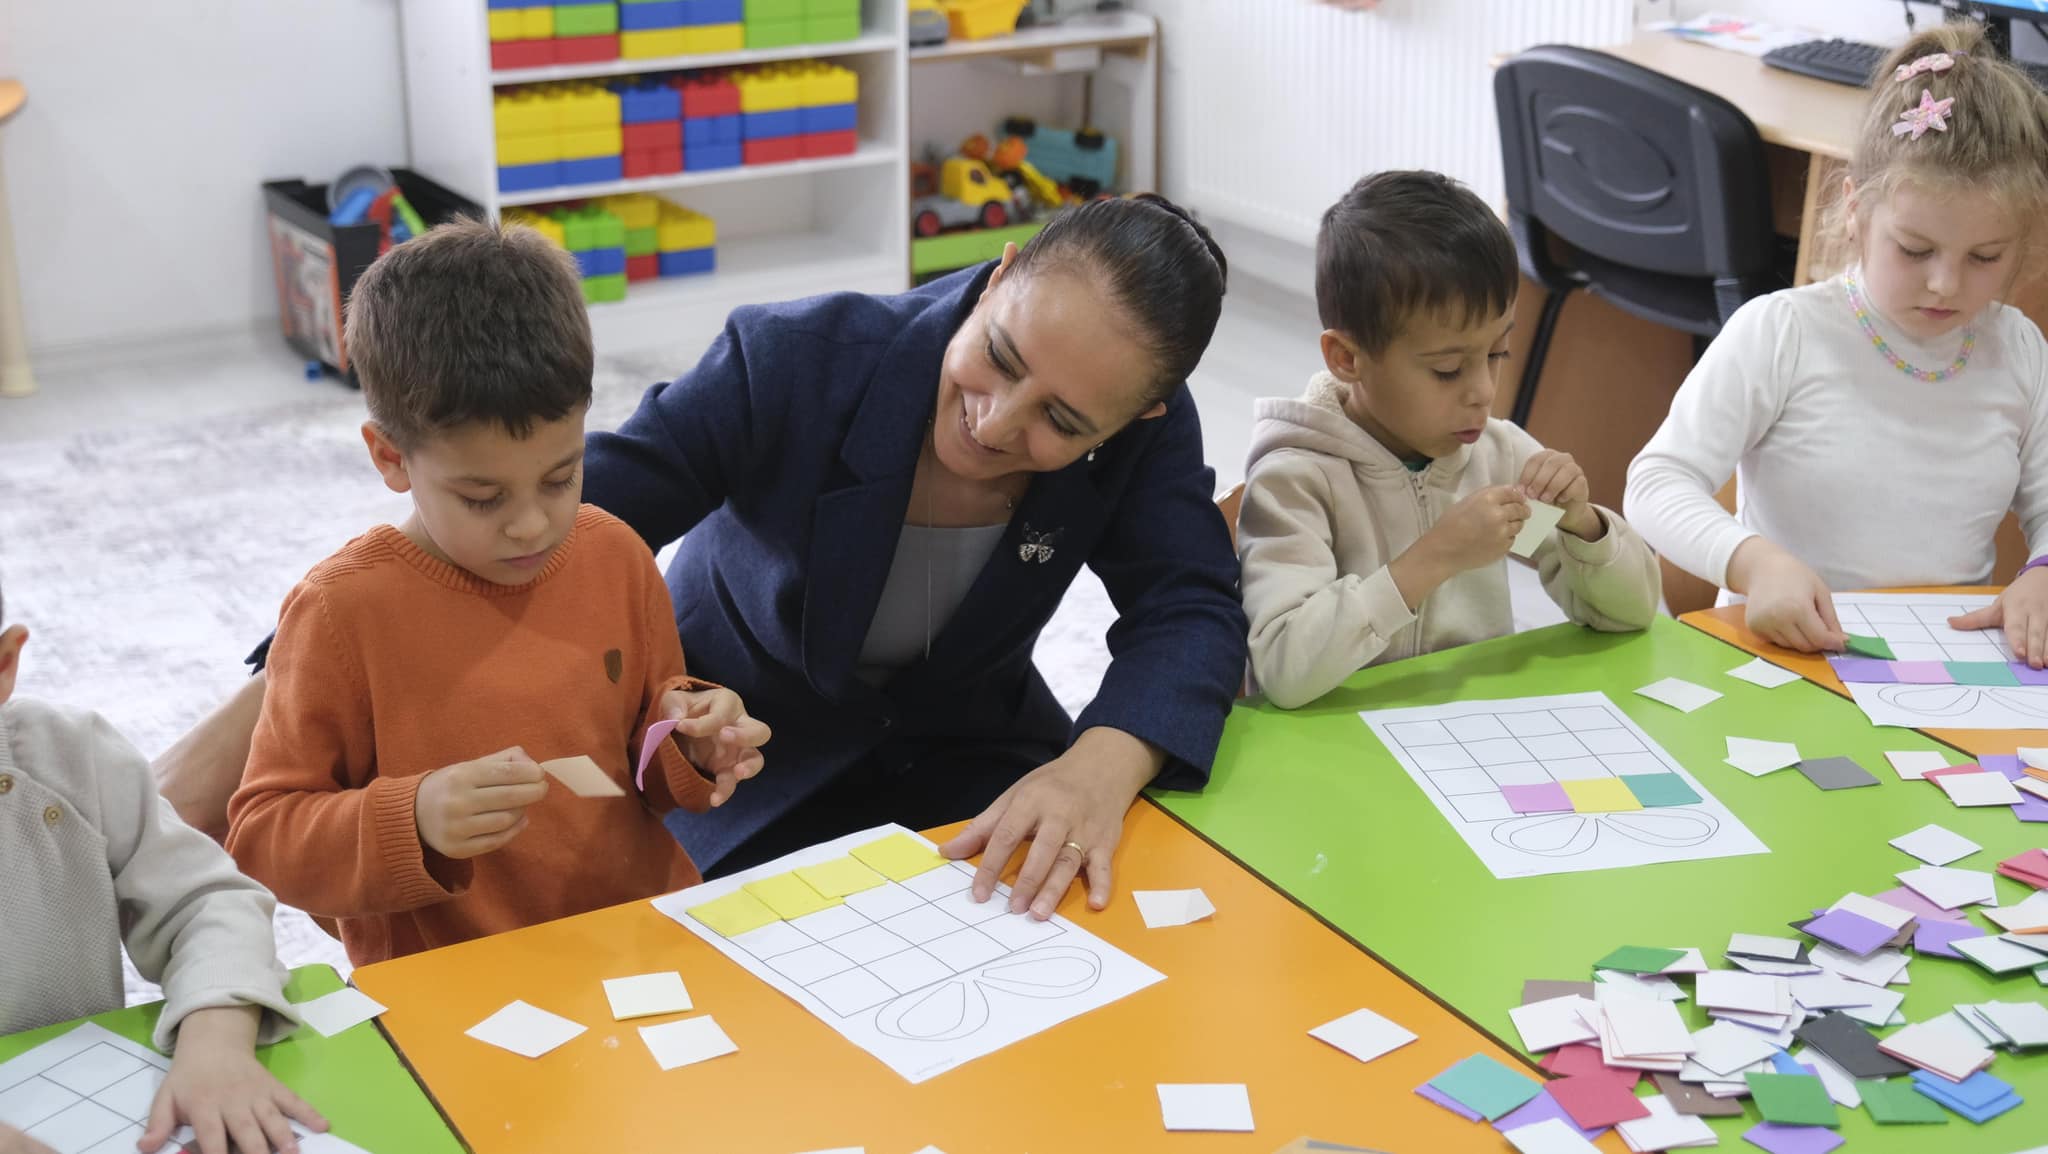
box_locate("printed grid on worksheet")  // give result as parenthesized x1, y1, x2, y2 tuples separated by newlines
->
(1379, 702, 1677, 823)
(0, 1040, 167, 1154)
(708, 861, 1067, 1019)
(1832, 599, 2013, 663)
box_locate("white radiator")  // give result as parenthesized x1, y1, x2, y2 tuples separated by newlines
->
(1137, 0, 1635, 243)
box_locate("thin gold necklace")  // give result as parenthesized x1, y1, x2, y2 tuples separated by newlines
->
(921, 419, 1015, 660)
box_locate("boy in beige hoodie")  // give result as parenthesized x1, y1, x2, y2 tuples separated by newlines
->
(1239, 171, 1660, 709)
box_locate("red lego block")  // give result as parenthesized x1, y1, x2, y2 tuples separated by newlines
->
(553, 34, 619, 64)
(623, 148, 683, 178)
(489, 39, 555, 70)
(674, 72, 740, 119)
(743, 136, 802, 165)
(623, 120, 681, 152)
(627, 254, 660, 283)
(799, 130, 857, 158)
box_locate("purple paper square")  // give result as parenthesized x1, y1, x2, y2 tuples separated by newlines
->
(1914, 919, 1986, 958)
(1827, 656, 1896, 683)
(1416, 1083, 1484, 1122)
(1892, 661, 1952, 683)
(1979, 754, 2025, 780)
(2010, 662, 2048, 686)
(1802, 908, 1895, 955)
(1503, 781, 1574, 814)
(2012, 793, 2048, 822)
(1874, 886, 1968, 923)
(1492, 1088, 1610, 1141)
(1743, 1122, 1845, 1154)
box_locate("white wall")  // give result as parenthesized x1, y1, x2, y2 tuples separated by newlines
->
(0, 0, 409, 358)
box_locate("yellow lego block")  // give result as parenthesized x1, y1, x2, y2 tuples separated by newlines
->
(1563, 778, 1643, 814)
(620, 28, 691, 58)
(735, 65, 803, 112)
(795, 856, 887, 898)
(557, 83, 621, 131)
(601, 193, 662, 231)
(488, 9, 524, 41)
(493, 89, 558, 137)
(656, 203, 716, 251)
(519, 6, 555, 38)
(683, 24, 745, 54)
(559, 125, 624, 160)
(502, 211, 568, 250)
(742, 872, 840, 919)
(798, 61, 858, 107)
(495, 133, 561, 167)
(686, 889, 781, 938)
(848, 832, 948, 882)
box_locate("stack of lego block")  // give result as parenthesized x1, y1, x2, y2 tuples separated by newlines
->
(488, 1, 622, 70)
(657, 200, 717, 276)
(676, 72, 743, 171)
(553, 203, 630, 302)
(743, 0, 861, 49)
(619, 0, 744, 58)
(494, 83, 624, 193)
(611, 78, 683, 178)
(602, 194, 664, 281)
(732, 60, 857, 166)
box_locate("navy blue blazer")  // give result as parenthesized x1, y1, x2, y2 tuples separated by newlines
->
(583, 264, 1248, 865)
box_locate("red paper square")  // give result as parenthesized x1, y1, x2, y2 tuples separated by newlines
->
(1547, 1073, 1653, 1129)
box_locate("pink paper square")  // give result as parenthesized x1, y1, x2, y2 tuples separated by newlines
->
(1891, 661, 1951, 684)
(1504, 782, 1573, 814)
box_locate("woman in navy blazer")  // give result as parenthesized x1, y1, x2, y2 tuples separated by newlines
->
(588, 195, 1247, 917)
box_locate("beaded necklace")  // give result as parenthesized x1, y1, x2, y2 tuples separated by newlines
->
(1842, 270, 1976, 383)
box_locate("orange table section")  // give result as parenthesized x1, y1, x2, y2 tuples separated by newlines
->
(1680, 586, 2047, 757)
(355, 801, 1542, 1153)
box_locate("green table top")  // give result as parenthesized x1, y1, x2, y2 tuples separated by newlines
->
(1155, 617, 2047, 1151)
(0, 965, 462, 1153)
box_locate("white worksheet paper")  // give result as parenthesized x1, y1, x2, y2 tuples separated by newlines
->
(1829, 593, 2048, 728)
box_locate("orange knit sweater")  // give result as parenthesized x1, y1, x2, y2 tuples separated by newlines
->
(226, 506, 716, 965)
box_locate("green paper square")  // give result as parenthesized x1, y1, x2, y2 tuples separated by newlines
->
(1948, 661, 2020, 686)
(1844, 634, 1895, 659)
(1594, 945, 1685, 974)
(1620, 772, 1702, 808)
(1425, 1054, 1542, 1121)
(1747, 1073, 1840, 1127)
(1860, 1079, 1950, 1124)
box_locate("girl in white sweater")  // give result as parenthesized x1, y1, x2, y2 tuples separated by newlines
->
(1625, 23, 2048, 658)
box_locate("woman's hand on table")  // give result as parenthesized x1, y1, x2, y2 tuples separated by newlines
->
(1949, 565, 2048, 669)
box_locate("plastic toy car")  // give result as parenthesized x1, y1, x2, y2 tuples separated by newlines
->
(911, 157, 1024, 235)
(908, 0, 950, 46)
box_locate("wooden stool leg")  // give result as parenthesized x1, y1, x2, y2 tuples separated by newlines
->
(0, 146, 35, 398)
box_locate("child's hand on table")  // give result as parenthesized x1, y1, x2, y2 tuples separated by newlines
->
(1729, 538, 1846, 653)
(1948, 565, 2048, 668)
(142, 1005, 327, 1154)
(0, 1123, 55, 1154)
(1517, 449, 1604, 541)
(413, 747, 548, 859)
(660, 685, 771, 807)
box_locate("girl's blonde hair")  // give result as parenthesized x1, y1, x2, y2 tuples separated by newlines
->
(1823, 21, 2048, 273)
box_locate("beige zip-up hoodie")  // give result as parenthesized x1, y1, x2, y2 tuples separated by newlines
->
(1240, 372, 1661, 708)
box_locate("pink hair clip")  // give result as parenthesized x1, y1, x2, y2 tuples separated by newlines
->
(1894, 52, 1958, 82)
(1892, 88, 1955, 139)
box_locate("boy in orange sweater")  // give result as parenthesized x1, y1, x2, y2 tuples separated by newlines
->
(226, 220, 769, 966)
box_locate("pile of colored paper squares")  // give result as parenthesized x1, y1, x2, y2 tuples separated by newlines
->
(486, 0, 860, 71)
(493, 62, 857, 193)
(505, 193, 714, 303)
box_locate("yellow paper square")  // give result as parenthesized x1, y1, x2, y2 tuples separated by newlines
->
(795, 856, 886, 898)
(687, 889, 781, 938)
(1563, 778, 1643, 814)
(849, 833, 948, 881)
(742, 872, 840, 919)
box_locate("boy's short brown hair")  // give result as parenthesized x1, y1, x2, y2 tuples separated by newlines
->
(346, 218, 593, 450)
(1316, 170, 1518, 357)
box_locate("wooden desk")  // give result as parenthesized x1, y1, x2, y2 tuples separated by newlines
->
(1156, 618, 2048, 1152)
(1680, 585, 2048, 757)
(355, 802, 1529, 1153)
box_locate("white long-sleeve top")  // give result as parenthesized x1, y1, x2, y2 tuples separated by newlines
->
(1624, 272, 2048, 599)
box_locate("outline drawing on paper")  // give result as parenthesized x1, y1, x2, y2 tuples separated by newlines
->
(1360, 691, 1768, 879)
(874, 945, 1102, 1042)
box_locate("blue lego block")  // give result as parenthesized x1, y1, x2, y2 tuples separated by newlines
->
(800, 102, 856, 134)
(741, 108, 801, 140)
(681, 0, 743, 24)
(620, 0, 687, 29)
(614, 79, 683, 123)
(576, 246, 628, 278)
(559, 155, 625, 185)
(684, 114, 741, 147)
(488, 0, 549, 8)
(683, 144, 742, 171)
(497, 162, 561, 193)
(658, 247, 716, 276)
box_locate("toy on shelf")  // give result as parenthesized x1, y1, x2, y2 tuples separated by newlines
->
(613, 77, 684, 177)
(966, 132, 1064, 210)
(655, 199, 717, 275)
(940, 0, 1027, 40)
(504, 193, 716, 303)
(999, 117, 1117, 198)
(907, 0, 949, 46)
(677, 71, 743, 170)
(733, 60, 859, 164)
(747, 0, 862, 50)
(494, 82, 624, 192)
(911, 155, 1026, 236)
(620, 0, 743, 58)
(488, 0, 621, 70)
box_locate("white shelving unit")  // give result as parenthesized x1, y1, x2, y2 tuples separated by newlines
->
(398, 0, 910, 351)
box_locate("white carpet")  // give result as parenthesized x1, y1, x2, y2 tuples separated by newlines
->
(0, 351, 1117, 1001)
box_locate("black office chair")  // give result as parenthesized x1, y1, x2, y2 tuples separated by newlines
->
(1494, 45, 1789, 427)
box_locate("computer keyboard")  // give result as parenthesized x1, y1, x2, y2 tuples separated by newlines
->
(1764, 36, 2048, 90)
(1762, 38, 1889, 86)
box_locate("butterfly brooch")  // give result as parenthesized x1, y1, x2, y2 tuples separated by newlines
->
(1017, 523, 1062, 564)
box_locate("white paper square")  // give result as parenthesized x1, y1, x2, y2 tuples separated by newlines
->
(1956, 934, 2048, 973)
(1839, 985, 1906, 1028)
(1724, 737, 1801, 776)
(638, 1015, 737, 1071)
(1606, 999, 1694, 1057)
(1809, 945, 1908, 986)
(1688, 1020, 1780, 1076)
(1132, 888, 1216, 929)
(1792, 1046, 1863, 1108)
(1508, 995, 1599, 1052)
(1789, 975, 1877, 1010)
(1728, 933, 1801, 960)
(1510, 500, 1567, 558)
(1885, 750, 1956, 780)
(2022, 746, 2048, 771)
(1985, 892, 2048, 933)
(601, 972, 693, 1020)
(1615, 1094, 1716, 1151)
(1897, 865, 1998, 909)
(1307, 1007, 1417, 1064)
(1979, 1001, 2048, 1047)
(1504, 1117, 1602, 1154)
(1728, 658, 1803, 688)
(1156, 1083, 1253, 1132)
(465, 1000, 586, 1058)
(291, 987, 388, 1038)
(1695, 971, 1784, 1014)
(1657, 948, 1709, 975)
(1634, 677, 1722, 713)
(1878, 1020, 1992, 1080)
(1936, 771, 2024, 807)
(1730, 955, 1820, 976)
(1827, 891, 1915, 930)
(1888, 824, 1981, 866)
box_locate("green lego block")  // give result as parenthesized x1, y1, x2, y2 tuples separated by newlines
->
(625, 225, 658, 258)
(554, 213, 597, 250)
(802, 12, 859, 42)
(803, 0, 859, 17)
(745, 19, 806, 48)
(590, 214, 625, 248)
(554, 3, 620, 37)
(583, 273, 628, 303)
(746, 0, 804, 22)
